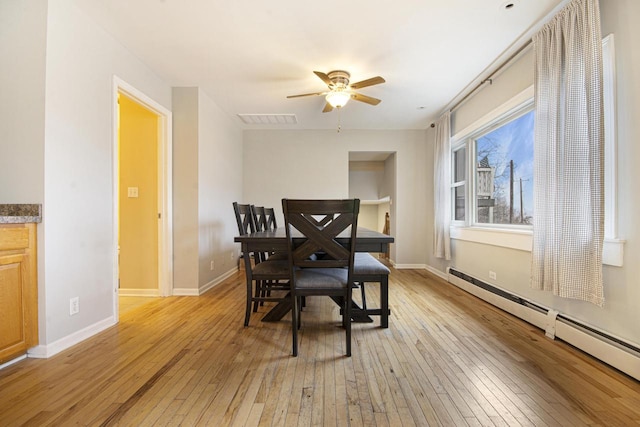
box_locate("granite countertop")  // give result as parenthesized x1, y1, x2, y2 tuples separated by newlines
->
(0, 204, 42, 223)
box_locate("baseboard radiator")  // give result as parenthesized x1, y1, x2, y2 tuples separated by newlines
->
(448, 268, 640, 381)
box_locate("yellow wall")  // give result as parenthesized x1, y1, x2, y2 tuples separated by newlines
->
(118, 94, 158, 290)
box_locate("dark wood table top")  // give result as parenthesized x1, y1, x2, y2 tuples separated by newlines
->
(234, 227, 393, 253)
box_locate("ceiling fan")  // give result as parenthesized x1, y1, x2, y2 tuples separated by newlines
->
(287, 70, 385, 113)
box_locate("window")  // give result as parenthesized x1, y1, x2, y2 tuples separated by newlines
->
(451, 91, 534, 228)
(452, 146, 466, 221)
(475, 109, 534, 225)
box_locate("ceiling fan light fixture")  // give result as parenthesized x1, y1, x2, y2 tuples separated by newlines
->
(326, 89, 351, 108)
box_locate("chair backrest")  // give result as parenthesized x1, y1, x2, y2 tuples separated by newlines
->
(282, 199, 360, 271)
(233, 202, 256, 236)
(264, 207, 278, 230)
(251, 205, 268, 232)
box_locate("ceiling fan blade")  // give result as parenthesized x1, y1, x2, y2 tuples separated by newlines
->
(350, 76, 385, 89)
(314, 71, 334, 87)
(351, 92, 381, 106)
(287, 91, 326, 99)
(322, 102, 334, 113)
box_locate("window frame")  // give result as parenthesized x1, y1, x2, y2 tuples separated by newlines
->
(450, 86, 535, 230)
(450, 144, 467, 224)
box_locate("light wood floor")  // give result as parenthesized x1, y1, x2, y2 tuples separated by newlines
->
(1, 269, 639, 426)
(119, 296, 157, 316)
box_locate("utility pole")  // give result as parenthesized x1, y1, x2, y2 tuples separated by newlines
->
(520, 178, 524, 223)
(509, 160, 514, 223)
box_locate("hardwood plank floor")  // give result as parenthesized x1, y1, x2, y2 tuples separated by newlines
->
(1, 268, 639, 426)
(119, 296, 157, 316)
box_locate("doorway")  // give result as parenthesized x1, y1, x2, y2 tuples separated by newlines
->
(118, 93, 159, 295)
(112, 77, 173, 319)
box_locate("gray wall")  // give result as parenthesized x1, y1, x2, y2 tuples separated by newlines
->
(426, 0, 640, 347)
(349, 161, 385, 201)
(197, 89, 243, 289)
(42, 0, 172, 344)
(243, 130, 428, 266)
(172, 88, 200, 291)
(173, 87, 244, 292)
(0, 0, 47, 203)
(0, 0, 243, 353)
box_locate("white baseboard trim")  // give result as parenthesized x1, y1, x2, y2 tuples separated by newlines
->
(448, 273, 548, 330)
(394, 263, 427, 270)
(118, 288, 160, 297)
(199, 267, 238, 295)
(447, 270, 640, 381)
(172, 288, 200, 296)
(27, 316, 117, 359)
(425, 265, 448, 281)
(173, 267, 238, 296)
(555, 320, 640, 380)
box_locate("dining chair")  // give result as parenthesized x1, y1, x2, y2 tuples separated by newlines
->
(249, 205, 270, 264)
(250, 205, 268, 232)
(233, 202, 290, 326)
(250, 205, 286, 258)
(282, 198, 360, 357)
(249, 205, 288, 306)
(265, 207, 278, 230)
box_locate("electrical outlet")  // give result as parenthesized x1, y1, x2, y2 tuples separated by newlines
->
(70, 297, 79, 315)
(127, 187, 139, 198)
(489, 270, 497, 280)
(210, 260, 215, 271)
(230, 251, 234, 260)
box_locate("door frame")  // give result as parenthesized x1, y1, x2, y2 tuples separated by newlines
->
(112, 76, 173, 317)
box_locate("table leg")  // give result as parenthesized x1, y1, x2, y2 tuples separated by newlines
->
(261, 293, 292, 322)
(332, 296, 374, 323)
(381, 276, 389, 328)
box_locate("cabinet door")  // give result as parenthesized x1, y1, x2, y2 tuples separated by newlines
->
(0, 253, 30, 363)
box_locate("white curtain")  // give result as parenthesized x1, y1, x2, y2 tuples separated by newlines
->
(433, 112, 451, 260)
(531, 0, 605, 306)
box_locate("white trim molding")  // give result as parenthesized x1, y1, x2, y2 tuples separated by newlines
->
(393, 263, 427, 270)
(603, 238, 625, 267)
(452, 86, 534, 144)
(112, 75, 174, 322)
(448, 270, 640, 381)
(28, 317, 116, 359)
(425, 265, 448, 281)
(173, 267, 239, 296)
(602, 34, 618, 240)
(118, 288, 160, 297)
(451, 226, 625, 267)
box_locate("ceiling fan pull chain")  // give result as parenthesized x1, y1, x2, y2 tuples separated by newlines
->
(337, 108, 342, 133)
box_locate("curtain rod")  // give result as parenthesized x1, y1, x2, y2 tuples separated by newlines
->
(430, 39, 533, 128)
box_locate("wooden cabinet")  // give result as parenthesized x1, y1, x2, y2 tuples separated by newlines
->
(0, 223, 38, 363)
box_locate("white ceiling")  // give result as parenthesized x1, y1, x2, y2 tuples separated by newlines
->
(74, 0, 565, 130)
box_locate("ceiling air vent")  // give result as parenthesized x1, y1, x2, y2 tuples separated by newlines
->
(237, 114, 297, 125)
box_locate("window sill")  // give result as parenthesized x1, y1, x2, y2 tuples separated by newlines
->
(450, 226, 625, 267)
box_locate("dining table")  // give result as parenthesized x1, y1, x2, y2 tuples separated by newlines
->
(234, 226, 394, 323)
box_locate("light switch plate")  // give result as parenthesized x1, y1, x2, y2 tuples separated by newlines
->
(127, 187, 139, 198)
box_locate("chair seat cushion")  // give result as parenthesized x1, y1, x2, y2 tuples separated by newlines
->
(354, 253, 390, 275)
(253, 259, 289, 276)
(295, 267, 348, 288)
(266, 251, 288, 261)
